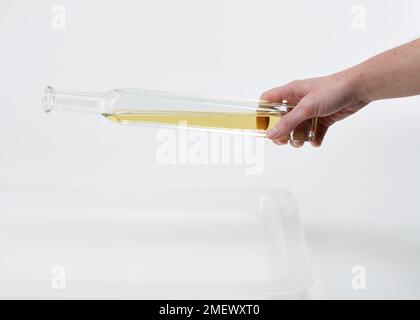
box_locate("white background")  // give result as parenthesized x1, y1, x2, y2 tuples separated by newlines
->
(0, 0, 420, 298)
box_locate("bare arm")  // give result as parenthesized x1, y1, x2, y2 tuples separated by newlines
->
(263, 38, 420, 147)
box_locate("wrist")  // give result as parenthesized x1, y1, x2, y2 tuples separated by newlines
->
(336, 65, 373, 104)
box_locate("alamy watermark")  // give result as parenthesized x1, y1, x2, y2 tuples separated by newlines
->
(155, 124, 265, 175)
(51, 5, 66, 30)
(51, 265, 67, 290)
(351, 5, 367, 30)
(352, 265, 366, 290)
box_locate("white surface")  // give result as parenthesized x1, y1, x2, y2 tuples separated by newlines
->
(0, 187, 312, 299)
(0, 0, 420, 299)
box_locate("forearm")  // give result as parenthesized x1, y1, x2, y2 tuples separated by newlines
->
(345, 38, 420, 102)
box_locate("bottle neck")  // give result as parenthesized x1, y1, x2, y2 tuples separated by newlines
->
(43, 86, 105, 114)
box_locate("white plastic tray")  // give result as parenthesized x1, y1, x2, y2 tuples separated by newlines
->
(0, 186, 313, 299)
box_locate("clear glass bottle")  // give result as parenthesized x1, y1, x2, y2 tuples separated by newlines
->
(43, 86, 317, 141)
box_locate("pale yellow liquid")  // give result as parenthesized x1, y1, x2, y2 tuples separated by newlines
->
(104, 110, 317, 140)
(104, 110, 285, 134)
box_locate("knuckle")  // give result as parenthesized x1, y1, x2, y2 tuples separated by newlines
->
(299, 102, 313, 118)
(302, 107, 313, 118)
(281, 118, 291, 130)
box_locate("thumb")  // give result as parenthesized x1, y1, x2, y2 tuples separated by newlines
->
(266, 96, 316, 140)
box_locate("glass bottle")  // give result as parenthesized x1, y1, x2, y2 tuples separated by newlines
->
(43, 86, 317, 141)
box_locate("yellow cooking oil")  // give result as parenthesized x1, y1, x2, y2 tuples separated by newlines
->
(103, 110, 285, 133)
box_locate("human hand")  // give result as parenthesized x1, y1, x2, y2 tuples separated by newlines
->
(261, 72, 369, 147)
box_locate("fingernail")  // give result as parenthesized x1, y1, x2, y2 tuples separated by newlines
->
(267, 128, 278, 139)
(311, 141, 321, 148)
(273, 136, 288, 145)
(290, 140, 304, 148)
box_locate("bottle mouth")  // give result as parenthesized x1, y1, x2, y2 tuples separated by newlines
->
(43, 86, 55, 112)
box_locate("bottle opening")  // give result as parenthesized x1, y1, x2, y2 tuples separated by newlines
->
(43, 86, 55, 113)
